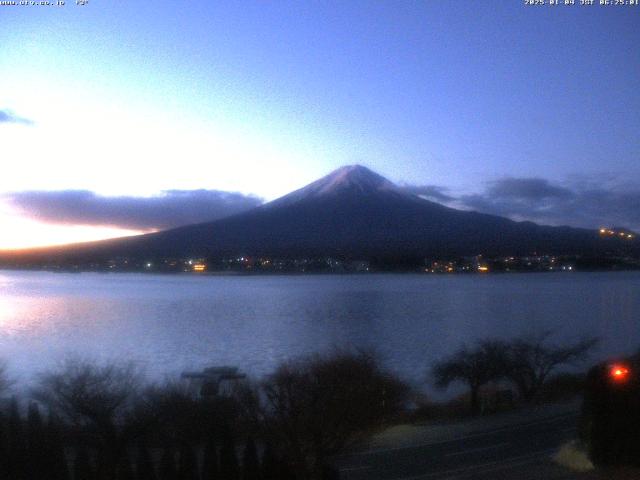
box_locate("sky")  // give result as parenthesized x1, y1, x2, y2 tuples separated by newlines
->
(1, 1, 639, 249)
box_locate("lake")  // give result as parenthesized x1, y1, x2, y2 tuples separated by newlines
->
(1, 270, 639, 393)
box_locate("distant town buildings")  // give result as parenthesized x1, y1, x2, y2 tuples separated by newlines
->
(70, 253, 637, 274)
(424, 255, 581, 274)
(2, 251, 638, 274)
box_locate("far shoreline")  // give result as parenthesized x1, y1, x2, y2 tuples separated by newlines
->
(1, 267, 639, 277)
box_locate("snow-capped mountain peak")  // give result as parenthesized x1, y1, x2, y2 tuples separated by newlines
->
(270, 165, 405, 206)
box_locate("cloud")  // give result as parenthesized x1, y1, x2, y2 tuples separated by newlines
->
(5, 176, 639, 234)
(3, 189, 263, 230)
(405, 176, 640, 232)
(485, 178, 573, 201)
(0, 109, 34, 126)
(457, 177, 640, 232)
(400, 184, 454, 202)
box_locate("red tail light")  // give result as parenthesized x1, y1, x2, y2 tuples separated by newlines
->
(609, 364, 630, 382)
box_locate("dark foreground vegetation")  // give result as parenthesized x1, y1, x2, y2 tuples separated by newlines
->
(0, 352, 407, 480)
(0, 334, 603, 480)
(581, 352, 640, 468)
(430, 332, 598, 416)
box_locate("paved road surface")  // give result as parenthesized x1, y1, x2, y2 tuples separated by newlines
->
(333, 411, 581, 479)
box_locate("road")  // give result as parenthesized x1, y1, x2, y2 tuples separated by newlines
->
(332, 411, 581, 480)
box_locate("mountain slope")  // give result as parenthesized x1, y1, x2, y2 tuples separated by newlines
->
(3, 165, 637, 263)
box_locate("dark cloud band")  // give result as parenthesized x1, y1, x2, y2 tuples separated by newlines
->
(4, 176, 639, 234)
(3, 190, 263, 230)
(405, 176, 640, 233)
(485, 178, 573, 201)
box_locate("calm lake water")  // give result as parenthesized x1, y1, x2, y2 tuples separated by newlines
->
(1, 270, 639, 392)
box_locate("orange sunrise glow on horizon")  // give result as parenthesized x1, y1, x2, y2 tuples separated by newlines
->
(0, 211, 147, 250)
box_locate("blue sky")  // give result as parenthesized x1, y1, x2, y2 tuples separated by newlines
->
(1, 1, 639, 248)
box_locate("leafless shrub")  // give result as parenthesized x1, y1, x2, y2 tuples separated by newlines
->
(432, 340, 510, 415)
(505, 332, 598, 402)
(32, 359, 145, 479)
(261, 349, 409, 478)
(431, 333, 599, 413)
(33, 359, 143, 426)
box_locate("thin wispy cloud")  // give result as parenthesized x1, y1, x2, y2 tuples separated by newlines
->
(3, 189, 263, 230)
(400, 184, 454, 203)
(0, 109, 34, 126)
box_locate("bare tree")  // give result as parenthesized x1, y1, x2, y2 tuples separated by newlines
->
(432, 340, 509, 415)
(33, 359, 142, 424)
(32, 359, 144, 479)
(505, 332, 598, 402)
(262, 350, 409, 479)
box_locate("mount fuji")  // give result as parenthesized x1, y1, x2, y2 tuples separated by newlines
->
(4, 165, 636, 265)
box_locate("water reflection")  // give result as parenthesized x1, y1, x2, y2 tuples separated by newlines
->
(0, 296, 20, 329)
(0, 271, 639, 390)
